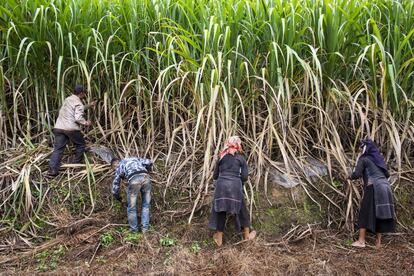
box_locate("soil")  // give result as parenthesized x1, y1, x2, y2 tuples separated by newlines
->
(1, 213, 413, 275)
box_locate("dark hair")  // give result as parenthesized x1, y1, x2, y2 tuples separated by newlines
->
(111, 158, 120, 166)
(74, 84, 86, 95)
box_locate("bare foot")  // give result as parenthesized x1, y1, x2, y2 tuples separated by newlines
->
(375, 241, 381, 250)
(248, 230, 257, 240)
(351, 240, 366, 248)
(213, 232, 223, 247)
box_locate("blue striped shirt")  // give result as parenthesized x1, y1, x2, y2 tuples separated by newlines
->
(112, 157, 153, 195)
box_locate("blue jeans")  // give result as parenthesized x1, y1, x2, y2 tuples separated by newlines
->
(127, 174, 151, 232)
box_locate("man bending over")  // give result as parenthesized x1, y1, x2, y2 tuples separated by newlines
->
(111, 156, 153, 233)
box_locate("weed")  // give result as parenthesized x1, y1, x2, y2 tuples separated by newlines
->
(124, 232, 142, 244)
(51, 185, 70, 205)
(36, 245, 65, 272)
(116, 226, 129, 235)
(113, 200, 122, 212)
(32, 189, 41, 198)
(203, 239, 216, 247)
(160, 236, 177, 247)
(53, 245, 65, 257)
(332, 180, 343, 189)
(73, 194, 86, 212)
(34, 216, 47, 229)
(37, 262, 48, 272)
(190, 241, 201, 254)
(36, 250, 49, 272)
(343, 239, 353, 247)
(100, 231, 115, 247)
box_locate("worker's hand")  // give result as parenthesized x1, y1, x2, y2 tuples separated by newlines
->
(89, 100, 97, 108)
(84, 120, 92, 126)
(113, 193, 122, 202)
(145, 163, 153, 172)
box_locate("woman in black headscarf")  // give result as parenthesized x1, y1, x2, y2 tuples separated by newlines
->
(349, 139, 395, 249)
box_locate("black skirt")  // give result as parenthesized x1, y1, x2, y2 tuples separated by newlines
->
(358, 185, 395, 233)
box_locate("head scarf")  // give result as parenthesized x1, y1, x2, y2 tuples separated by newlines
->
(219, 136, 242, 160)
(360, 138, 388, 175)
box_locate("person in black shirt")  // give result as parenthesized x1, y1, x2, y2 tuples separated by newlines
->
(349, 139, 395, 249)
(208, 136, 256, 246)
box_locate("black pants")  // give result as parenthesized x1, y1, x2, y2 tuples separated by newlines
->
(49, 129, 86, 171)
(216, 205, 251, 232)
(216, 212, 227, 232)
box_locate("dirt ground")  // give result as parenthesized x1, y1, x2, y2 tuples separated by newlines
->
(1, 217, 413, 275)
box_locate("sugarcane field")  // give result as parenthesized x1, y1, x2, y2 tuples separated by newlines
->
(1, 0, 414, 274)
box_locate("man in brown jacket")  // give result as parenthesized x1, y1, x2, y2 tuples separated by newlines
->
(48, 85, 96, 176)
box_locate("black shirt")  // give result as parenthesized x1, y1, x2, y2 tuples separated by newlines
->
(213, 154, 248, 183)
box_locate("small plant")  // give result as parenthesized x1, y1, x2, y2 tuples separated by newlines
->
(36, 250, 50, 272)
(343, 239, 353, 247)
(116, 226, 129, 234)
(100, 231, 115, 247)
(37, 262, 48, 272)
(113, 200, 122, 212)
(34, 216, 47, 229)
(124, 232, 142, 244)
(190, 241, 201, 254)
(332, 180, 343, 189)
(51, 246, 64, 269)
(200, 238, 215, 248)
(53, 245, 65, 258)
(160, 236, 177, 247)
(72, 194, 86, 212)
(36, 245, 65, 272)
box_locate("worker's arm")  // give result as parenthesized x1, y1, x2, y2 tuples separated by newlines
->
(141, 158, 153, 172)
(349, 157, 365, 180)
(112, 164, 123, 196)
(240, 157, 249, 183)
(213, 160, 220, 180)
(74, 103, 90, 126)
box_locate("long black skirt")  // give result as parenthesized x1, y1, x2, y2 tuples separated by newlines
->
(358, 185, 395, 233)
